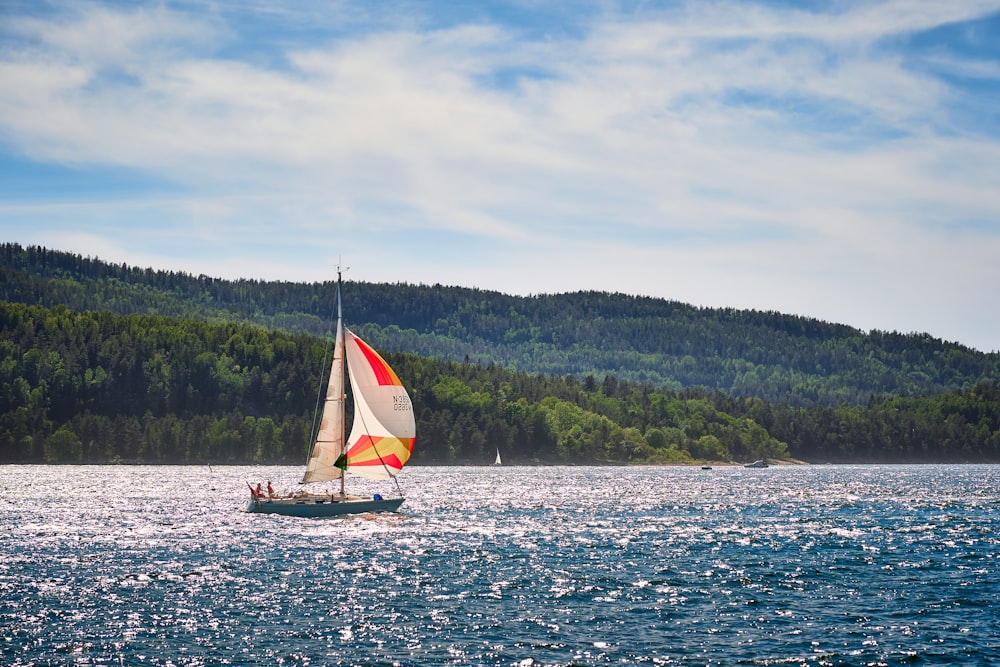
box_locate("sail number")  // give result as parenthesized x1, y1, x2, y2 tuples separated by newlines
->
(393, 395, 413, 412)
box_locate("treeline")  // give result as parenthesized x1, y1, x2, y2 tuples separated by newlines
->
(717, 387, 1000, 463)
(2, 301, 999, 464)
(4, 243, 998, 408)
(0, 301, 789, 465)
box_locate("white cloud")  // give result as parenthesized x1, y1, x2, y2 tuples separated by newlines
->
(1, 1, 1000, 350)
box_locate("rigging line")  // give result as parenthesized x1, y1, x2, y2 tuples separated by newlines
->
(307, 333, 334, 452)
(307, 273, 343, 457)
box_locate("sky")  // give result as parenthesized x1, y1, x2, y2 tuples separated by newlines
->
(2, 1, 1000, 352)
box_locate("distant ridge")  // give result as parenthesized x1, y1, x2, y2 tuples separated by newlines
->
(3, 242, 998, 407)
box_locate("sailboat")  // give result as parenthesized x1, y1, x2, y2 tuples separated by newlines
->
(493, 448, 502, 466)
(246, 270, 415, 517)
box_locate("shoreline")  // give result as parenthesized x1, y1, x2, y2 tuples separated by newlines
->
(6, 458, 1000, 467)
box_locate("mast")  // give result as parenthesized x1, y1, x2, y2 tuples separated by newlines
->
(336, 268, 345, 496)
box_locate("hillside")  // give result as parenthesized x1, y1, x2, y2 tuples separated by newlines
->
(2, 300, 998, 465)
(3, 243, 998, 408)
(0, 301, 792, 464)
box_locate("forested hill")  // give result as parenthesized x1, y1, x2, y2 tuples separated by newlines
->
(2, 300, 998, 464)
(3, 242, 998, 407)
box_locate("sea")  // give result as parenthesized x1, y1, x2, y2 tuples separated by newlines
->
(1, 464, 998, 666)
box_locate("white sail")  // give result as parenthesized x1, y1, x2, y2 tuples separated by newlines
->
(340, 329, 416, 480)
(494, 448, 502, 465)
(301, 296, 346, 483)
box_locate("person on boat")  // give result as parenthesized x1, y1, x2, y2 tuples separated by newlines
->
(267, 481, 275, 498)
(255, 482, 264, 498)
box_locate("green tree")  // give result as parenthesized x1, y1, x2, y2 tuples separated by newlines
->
(44, 428, 82, 463)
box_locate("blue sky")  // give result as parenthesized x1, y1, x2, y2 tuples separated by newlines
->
(2, 1, 1000, 352)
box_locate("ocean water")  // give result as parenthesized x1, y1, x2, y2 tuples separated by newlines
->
(1, 464, 998, 666)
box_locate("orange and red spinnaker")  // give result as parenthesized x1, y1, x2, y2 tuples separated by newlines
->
(352, 335, 402, 386)
(341, 328, 415, 480)
(336, 436, 415, 472)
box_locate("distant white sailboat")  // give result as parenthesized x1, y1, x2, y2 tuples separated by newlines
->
(493, 448, 502, 466)
(246, 268, 415, 517)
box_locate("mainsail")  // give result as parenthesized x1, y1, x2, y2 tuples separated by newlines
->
(302, 293, 346, 484)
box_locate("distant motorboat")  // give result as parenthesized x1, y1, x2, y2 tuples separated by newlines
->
(744, 459, 769, 468)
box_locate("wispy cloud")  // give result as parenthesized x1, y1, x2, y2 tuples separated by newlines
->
(1, 0, 999, 350)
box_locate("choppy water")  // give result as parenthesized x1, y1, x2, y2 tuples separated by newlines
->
(1, 464, 998, 666)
